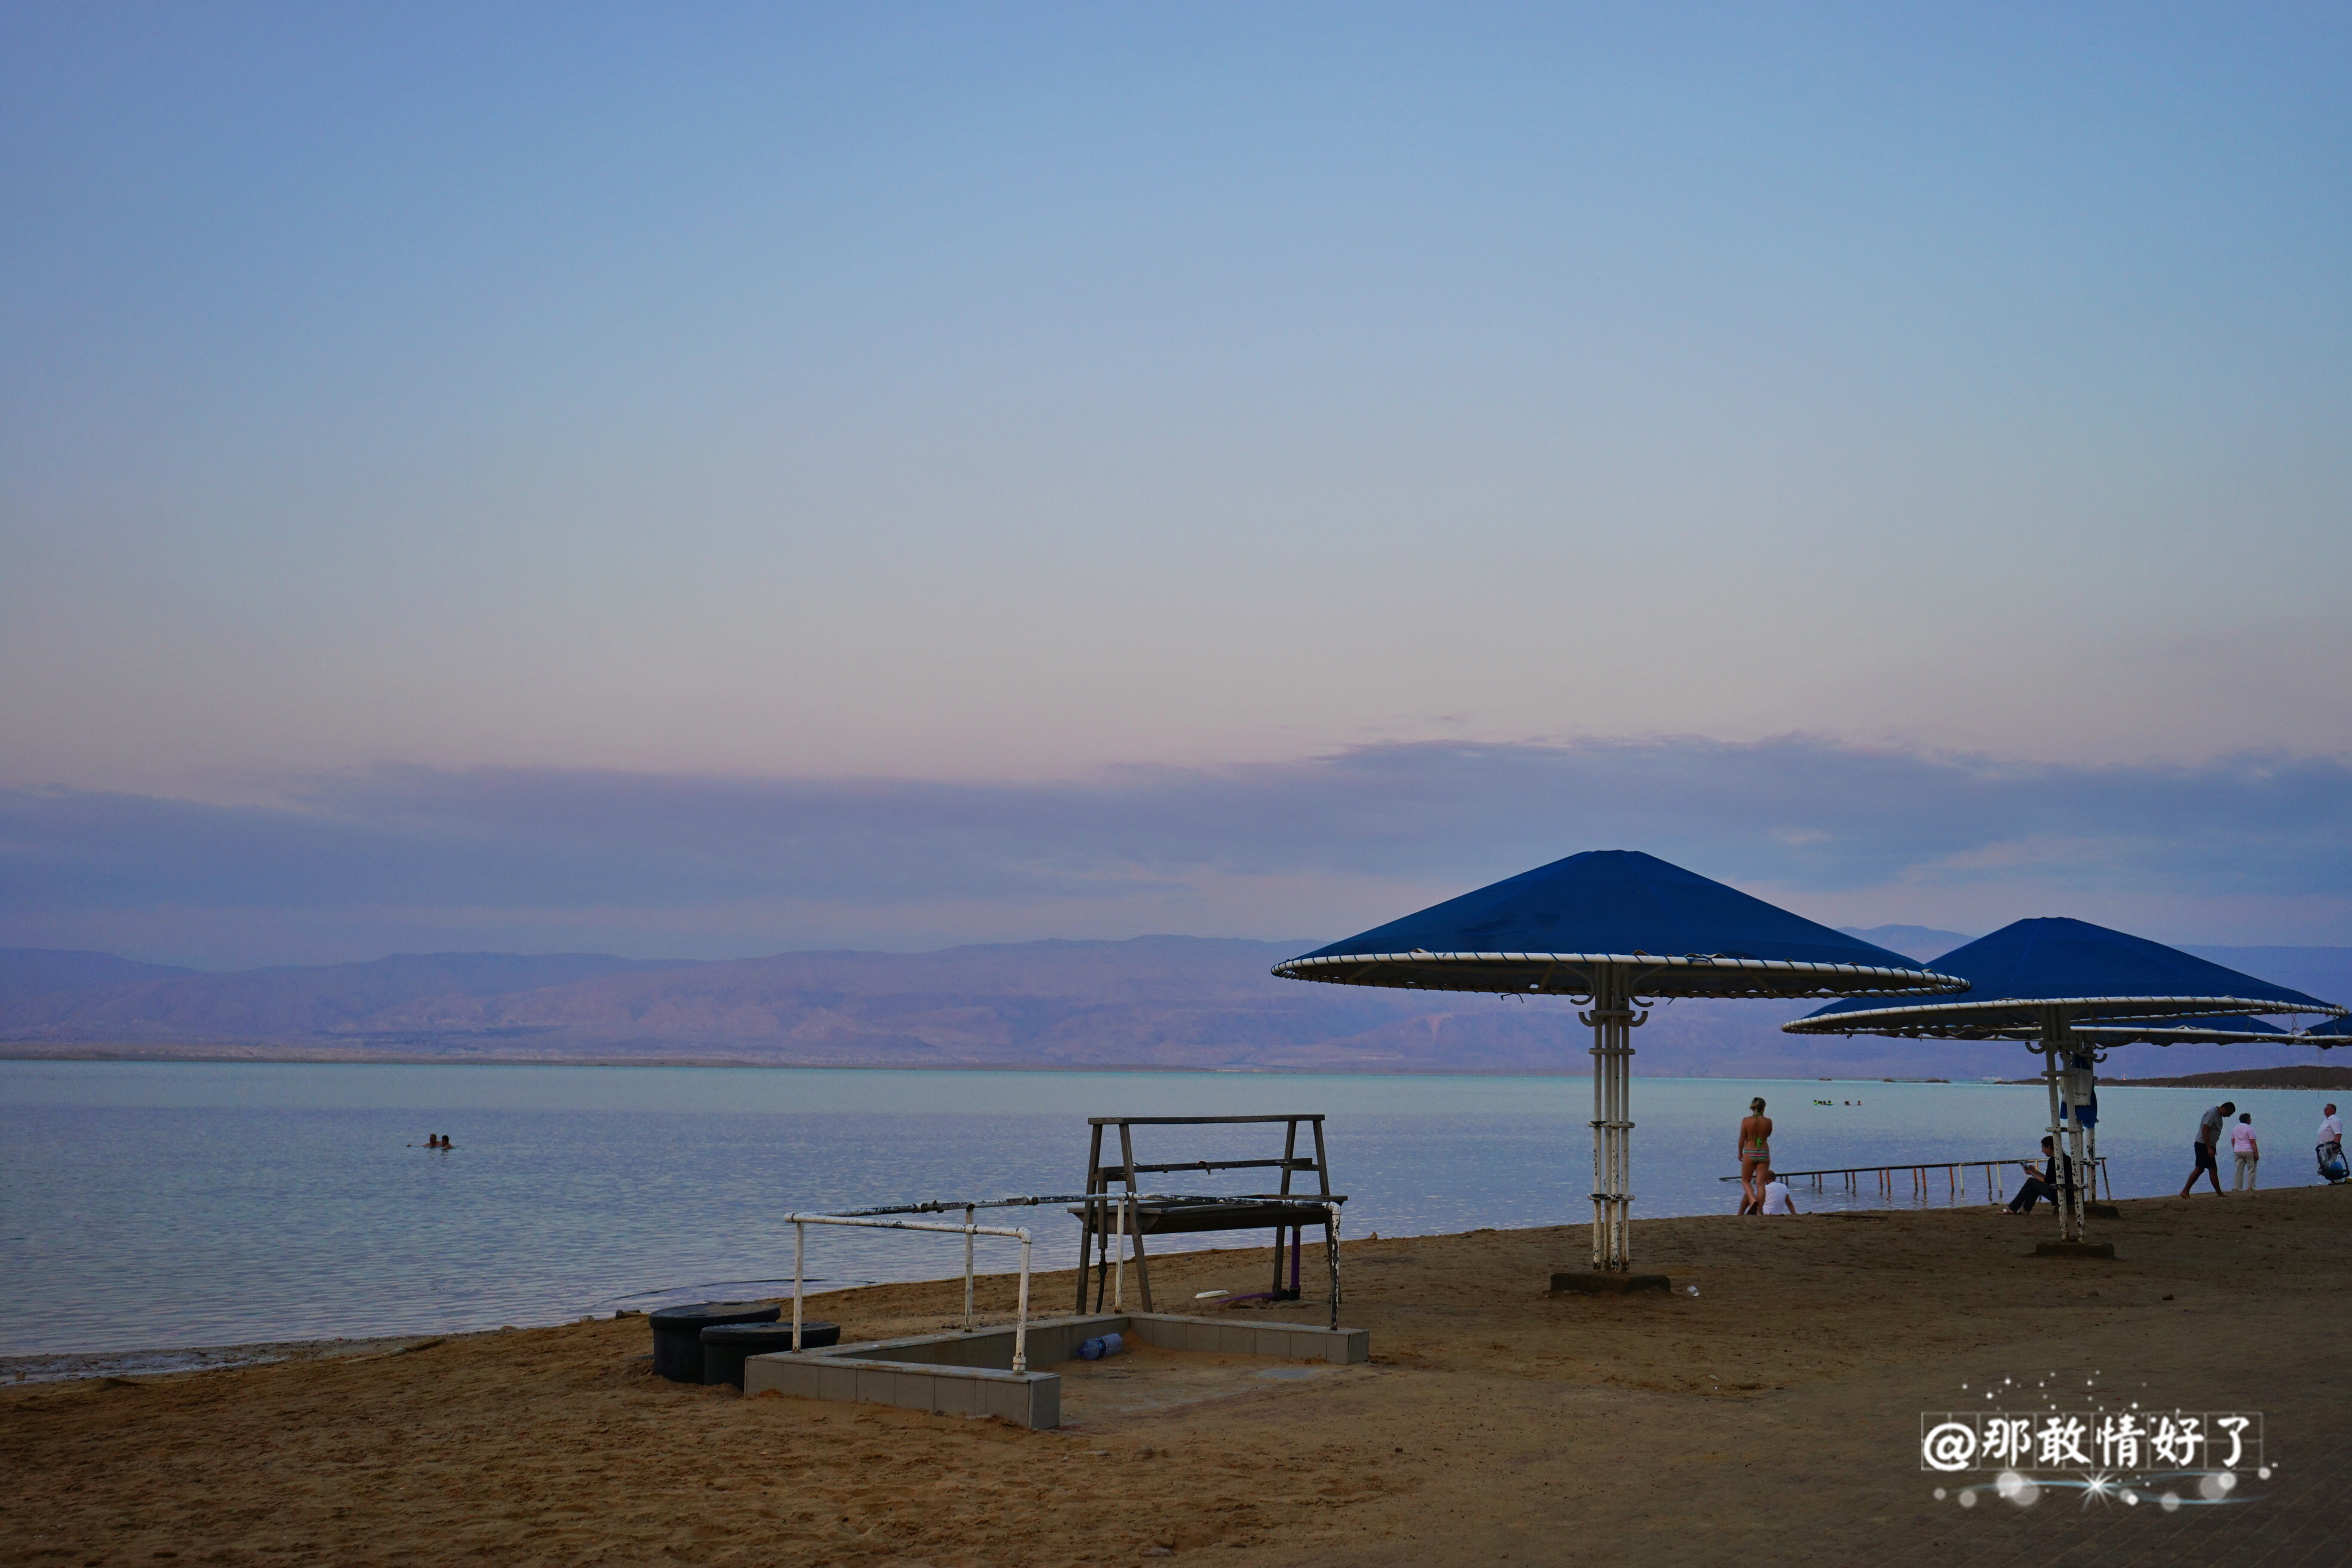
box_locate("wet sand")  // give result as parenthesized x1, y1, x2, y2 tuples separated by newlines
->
(5, 1186, 2347, 1567)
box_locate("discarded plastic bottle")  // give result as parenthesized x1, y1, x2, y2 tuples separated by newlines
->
(1077, 1332, 1126, 1361)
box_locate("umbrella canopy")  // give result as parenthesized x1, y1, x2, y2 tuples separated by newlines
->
(2308, 1013, 2352, 1046)
(1273, 849, 1962, 1276)
(1274, 849, 1965, 1000)
(1784, 917, 2342, 1037)
(1783, 916, 2342, 1246)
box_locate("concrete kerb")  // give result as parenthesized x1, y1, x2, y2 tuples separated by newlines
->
(742, 1312, 1370, 1429)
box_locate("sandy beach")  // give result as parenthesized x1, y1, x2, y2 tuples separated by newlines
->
(6, 1186, 2346, 1567)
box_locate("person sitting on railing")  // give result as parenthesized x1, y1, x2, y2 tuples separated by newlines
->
(2006, 1137, 2074, 1214)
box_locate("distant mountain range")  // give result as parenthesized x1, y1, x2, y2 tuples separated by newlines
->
(2, 933, 2345, 1080)
(1836, 926, 1975, 963)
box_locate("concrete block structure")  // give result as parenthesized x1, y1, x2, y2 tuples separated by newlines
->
(742, 1312, 1368, 1429)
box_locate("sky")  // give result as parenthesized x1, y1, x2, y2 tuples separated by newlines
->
(4, 4, 2348, 966)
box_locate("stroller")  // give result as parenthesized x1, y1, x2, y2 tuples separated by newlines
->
(2320, 1140, 2348, 1184)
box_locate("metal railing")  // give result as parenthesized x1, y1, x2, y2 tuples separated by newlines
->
(1721, 1157, 2114, 1204)
(784, 1212, 1037, 1373)
(818, 1190, 1212, 1329)
(784, 1187, 1349, 1371)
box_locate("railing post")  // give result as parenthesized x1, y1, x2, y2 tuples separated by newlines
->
(963, 1205, 976, 1331)
(1112, 1194, 1129, 1311)
(1012, 1231, 1033, 1373)
(793, 1220, 805, 1352)
(1325, 1201, 1342, 1330)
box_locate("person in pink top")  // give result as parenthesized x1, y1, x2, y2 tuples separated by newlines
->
(2230, 1112, 2260, 1190)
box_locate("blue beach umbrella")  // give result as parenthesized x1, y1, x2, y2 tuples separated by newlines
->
(1786, 918, 2344, 1240)
(2307, 1013, 2352, 1046)
(1273, 850, 1965, 1273)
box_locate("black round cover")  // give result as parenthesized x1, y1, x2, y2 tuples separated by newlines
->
(698, 1320, 840, 1388)
(648, 1301, 780, 1382)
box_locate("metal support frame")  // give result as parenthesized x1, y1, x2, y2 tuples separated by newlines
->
(2038, 1034, 2067, 1241)
(2035, 1014, 2097, 1244)
(789, 1211, 1036, 1372)
(2057, 1033, 2100, 1244)
(1582, 966, 1647, 1272)
(1076, 1115, 1342, 1323)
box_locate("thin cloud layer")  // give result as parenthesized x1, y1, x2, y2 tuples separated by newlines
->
(2, 737, 2347, 965)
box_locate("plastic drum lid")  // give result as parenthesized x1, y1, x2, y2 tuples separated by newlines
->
(700, 1321, 838, 1346)
(650, 1301, 780, 1382)
(650, 1300, 779, 1328)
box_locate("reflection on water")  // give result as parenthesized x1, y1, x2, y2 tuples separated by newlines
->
(0, 1061, 2328, 1354)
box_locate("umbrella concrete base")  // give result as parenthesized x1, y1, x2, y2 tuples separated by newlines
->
(2033, 1241, 2116, 1259)
(1551, 1271, 1671, 1296)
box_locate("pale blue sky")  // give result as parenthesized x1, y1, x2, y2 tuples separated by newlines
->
(4, 5, 2348, 961)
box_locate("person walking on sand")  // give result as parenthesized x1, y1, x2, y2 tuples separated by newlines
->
(2179, 1101, 2235, 1198)
(1738, 1098, 1773, 1215)
(2230, 1113, 2260, 1190)
(2319, 1102, 2345, 1182)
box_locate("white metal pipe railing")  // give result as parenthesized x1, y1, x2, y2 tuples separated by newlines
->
(1717, 1155, 2112, 1203)
(786, 1212, 1037, 1372)
(826, 1191, 1221, 1324)
(787, 1190, 1350, 1360)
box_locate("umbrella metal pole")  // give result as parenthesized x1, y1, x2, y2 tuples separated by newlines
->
(1590, 994, 1604, 1269)
(2073, 1113, 2090, 1238)
(1585, 966, 1638, 1271)
(2060, 1039, 2093, 1244)
(2038, 1030, 2074, 1243)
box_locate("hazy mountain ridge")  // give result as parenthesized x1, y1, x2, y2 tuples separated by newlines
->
(2, 935, 2344, 1079)
(0, 948, 195, 994)
(1836, 925, 1974, 963)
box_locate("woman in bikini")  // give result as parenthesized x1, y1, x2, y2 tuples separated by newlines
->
(1738, 1098, 1773, 1215)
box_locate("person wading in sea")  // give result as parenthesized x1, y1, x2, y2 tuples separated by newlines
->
(1738, 1098, 1773, 1215)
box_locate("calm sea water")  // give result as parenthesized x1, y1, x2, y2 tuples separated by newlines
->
(0, 1062, 2335, 1357)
